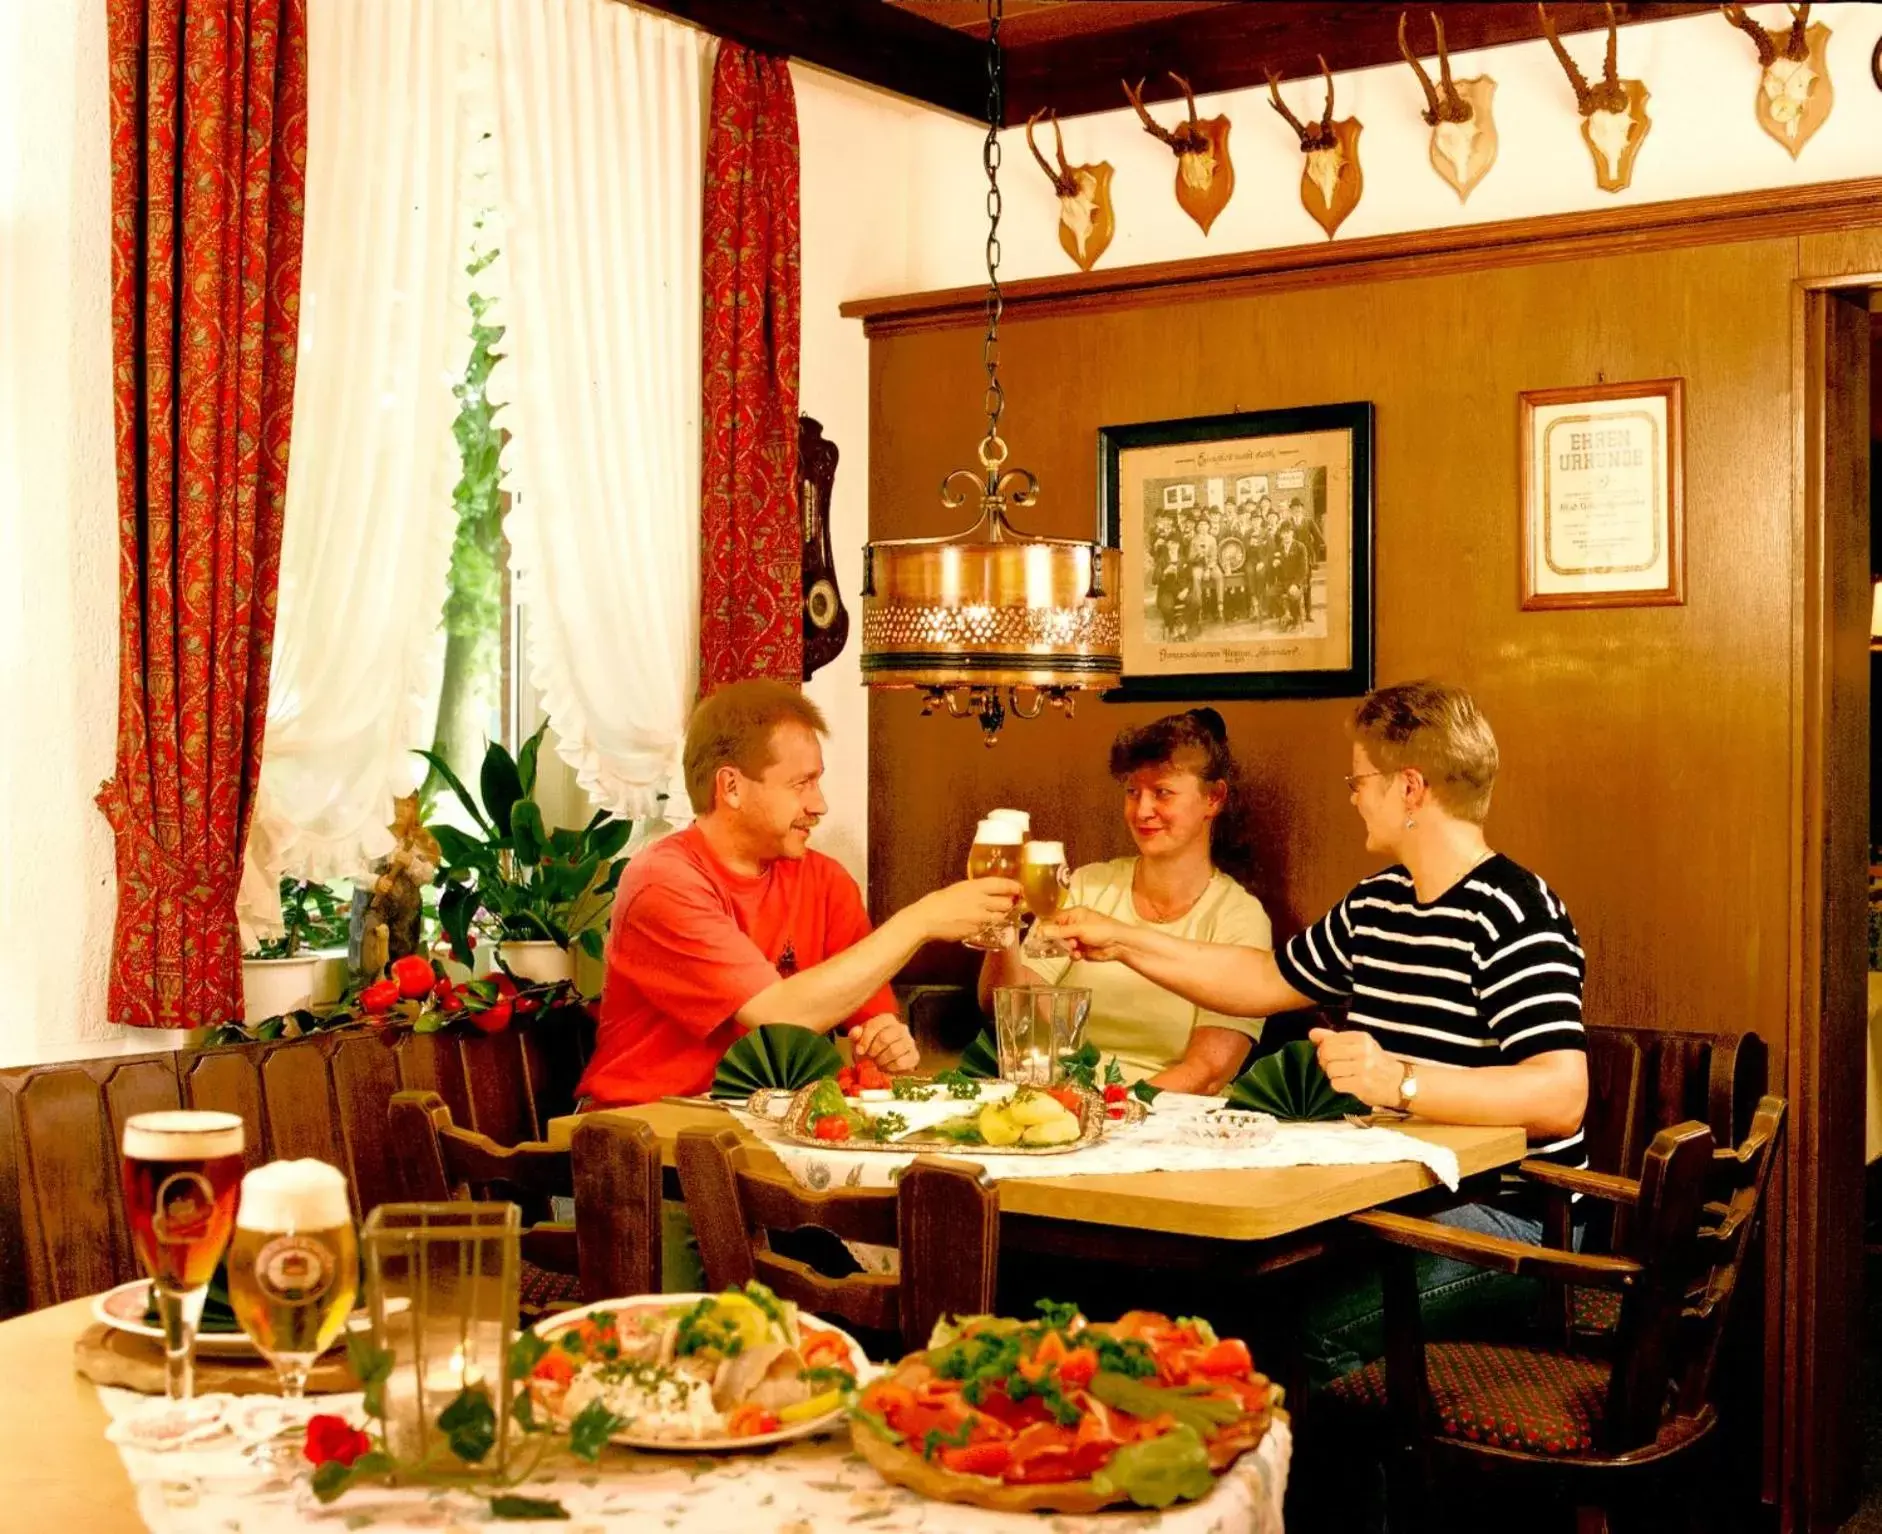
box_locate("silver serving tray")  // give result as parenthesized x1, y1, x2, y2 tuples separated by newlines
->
(763, 1077, 1143, 1155)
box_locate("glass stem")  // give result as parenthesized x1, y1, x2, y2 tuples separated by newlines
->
(156, 1283, 207, 1402)
(275, 1356, 315, 1399)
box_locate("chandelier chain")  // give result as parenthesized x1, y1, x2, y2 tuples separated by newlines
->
(981, 0, 1004, 454)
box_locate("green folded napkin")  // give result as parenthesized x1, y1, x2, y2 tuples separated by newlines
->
(1225, 1039, 1367, 1123)
(711, 1024, 843, 1099)
(958, 1028, 1001, 1080)
(144, 1260, 240, 1334)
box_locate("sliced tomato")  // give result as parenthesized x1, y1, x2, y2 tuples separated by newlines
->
(1056, 1346, 1098, 1391)
(971, 1386, 1053, 1429)
(1069, 1407, 1122, 1476)
(814, 1115, 852, 1141)
(725, 1404, 780, 1437)
(939, 1440, 1013, 1478)
(1045, 1085, 1083, 1114)
(1194, 1337, 1254, 1378)
(1005, 1423, 1082, 1484)
(530, 1350, 575, 1386)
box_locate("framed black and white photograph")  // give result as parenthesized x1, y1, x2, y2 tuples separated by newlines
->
(1098, 402, 1375, 702)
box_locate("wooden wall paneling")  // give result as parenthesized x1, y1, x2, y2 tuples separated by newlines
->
(12, 1068, 128, 1306)
(0, 1074, 30, 1316)
(181, 1049, 269, 1175)
(393, 1032, 470, 1128)
(97, 1059, 187, 1294)
(256, 1040, 344, 1165)
(328, 1033, 404, 1220)
(458, 1032, 534, 1146)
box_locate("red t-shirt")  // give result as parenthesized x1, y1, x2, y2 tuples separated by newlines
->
(576, 826, 899, 1106)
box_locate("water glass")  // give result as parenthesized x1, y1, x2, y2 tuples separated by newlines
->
(993, 985, 1090, 1088)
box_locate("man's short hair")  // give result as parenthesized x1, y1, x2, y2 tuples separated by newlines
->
(1349, 680, 1499, 824)
(683, 680, 828, 815)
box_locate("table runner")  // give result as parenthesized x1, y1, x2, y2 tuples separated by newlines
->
(100, 1387, 1290, 1533)
(736, 1092, 1462, 1194)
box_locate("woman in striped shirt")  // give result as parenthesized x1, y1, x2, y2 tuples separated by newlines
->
(1045, 680, 1588, 1382)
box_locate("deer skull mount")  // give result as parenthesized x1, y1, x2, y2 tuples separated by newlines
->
(1266, 56, 1363, 240)
(1722, 3, 1833, 158)
(1538, 2, 1651, 193)
(1122, 73, 1234, 235)
(1025, 110, 1115, 272)
(1399, 11, 1497, 202)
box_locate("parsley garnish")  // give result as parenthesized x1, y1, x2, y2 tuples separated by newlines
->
(932, 1068, 983, 1100)
(891, 1078, 938, 1101)
(798, 1365, 858, 1392)
(921, 1419, 976, 1460)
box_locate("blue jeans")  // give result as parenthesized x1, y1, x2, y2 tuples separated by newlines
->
(1299, 1199, 1566, 1390)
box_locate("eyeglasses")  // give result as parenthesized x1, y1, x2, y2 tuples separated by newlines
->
(1343, 771, 1386, 793)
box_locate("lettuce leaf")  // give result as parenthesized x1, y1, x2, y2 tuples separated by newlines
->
(1089, 1424, 1215, 1509)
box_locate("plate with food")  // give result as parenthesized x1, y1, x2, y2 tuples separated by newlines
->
(774, 1073, 1140, 1154)
(525, 1282, 867, 1451)
(852, 1304, 1281, 1514)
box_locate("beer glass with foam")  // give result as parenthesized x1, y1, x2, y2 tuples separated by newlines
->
(230, 1158, 359, 1398)
(963, 816, 1024, 950)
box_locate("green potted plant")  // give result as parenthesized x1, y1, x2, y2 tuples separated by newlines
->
(419, 723, 632, 985)
(242, 878, 352, 1023)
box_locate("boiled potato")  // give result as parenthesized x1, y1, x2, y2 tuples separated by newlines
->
(1007, 1092, 1065, 1127)
(1021, 1116, 1081, 1146)
(978, 1104, 1023, 1147)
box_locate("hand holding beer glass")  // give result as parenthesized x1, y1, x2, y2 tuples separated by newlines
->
(963, 816, 1025, 950)
(1020, 840, 1072, 958)
(120, 1110, 246, 1406)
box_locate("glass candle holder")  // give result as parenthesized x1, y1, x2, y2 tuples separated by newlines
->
(993, 985, 1091, 1088)
(361, 1203, 520, 1476)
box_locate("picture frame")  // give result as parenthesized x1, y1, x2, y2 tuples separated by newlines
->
(1519, 377, 1685, 611)
(1098, 402, 1375, 702)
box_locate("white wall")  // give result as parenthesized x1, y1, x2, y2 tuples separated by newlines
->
(0, 0, 175, 1066)
(900, 2, 1882, 290)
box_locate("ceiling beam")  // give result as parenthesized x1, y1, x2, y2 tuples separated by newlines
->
(630, 0, 988, 121)
(999, 2, 1721, 124)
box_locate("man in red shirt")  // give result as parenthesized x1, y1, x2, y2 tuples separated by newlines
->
(579, 680, 1020, 1106)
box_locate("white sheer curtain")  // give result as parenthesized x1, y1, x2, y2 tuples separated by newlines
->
(491, 0, 706, 822)
(238, 0, 471, 941)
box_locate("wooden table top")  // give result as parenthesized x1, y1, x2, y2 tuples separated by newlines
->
(0, 1296, 139, 1529)
(567, 1103, 1528, 1243)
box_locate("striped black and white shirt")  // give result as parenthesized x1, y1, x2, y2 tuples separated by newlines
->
(1274, 855, 1588, 1185)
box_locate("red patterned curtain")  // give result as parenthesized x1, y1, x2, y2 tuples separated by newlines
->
(699, 43, 803, 691)
(98, 0, 308, 1026)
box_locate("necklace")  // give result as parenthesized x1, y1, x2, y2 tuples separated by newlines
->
(1133, 866, 1211, 924)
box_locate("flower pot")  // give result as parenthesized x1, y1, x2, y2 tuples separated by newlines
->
(494, 940, 574, 986)
(241, 954, 322, 1023)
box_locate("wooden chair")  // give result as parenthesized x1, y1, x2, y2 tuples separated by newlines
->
(1324, 1095, 1786, 1532)
(386, 1090, 662, 1315)
(674, 1124, 998, 1352)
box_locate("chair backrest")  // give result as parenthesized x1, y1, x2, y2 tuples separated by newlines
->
(1601, 1094, 1786, 1451)
(674, 1124, 997, 1351)
(386, 1089, 661, 1300)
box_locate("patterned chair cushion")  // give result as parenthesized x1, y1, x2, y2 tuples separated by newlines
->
(518, 1259, 584, 1316)
(1570, 1285, 1621, 1337)
(1325, 1342, 1610, 1456)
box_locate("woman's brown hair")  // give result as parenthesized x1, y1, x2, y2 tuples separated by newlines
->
(1108, 709, 1256, 887)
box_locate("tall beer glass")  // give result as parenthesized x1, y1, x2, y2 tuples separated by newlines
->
(1020, 840, 1072, 958)
(230, 1159, 359, 1398)
(963, 817, 1024, 950)
(121, 1111, 246, 1403)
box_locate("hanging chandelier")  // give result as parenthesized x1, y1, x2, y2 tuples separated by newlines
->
(858, 0, 1120, 745)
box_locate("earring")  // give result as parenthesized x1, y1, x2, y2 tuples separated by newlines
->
(1404, 815, 1417, 830)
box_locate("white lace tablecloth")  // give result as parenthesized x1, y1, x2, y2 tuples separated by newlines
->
(737, 1092, 1461, 1195)
(101, 1387, 1290, 1533)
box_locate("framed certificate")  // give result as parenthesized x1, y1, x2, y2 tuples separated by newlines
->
(1519, 378, 1684, 611)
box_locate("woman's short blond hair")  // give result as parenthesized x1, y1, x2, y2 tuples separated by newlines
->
(1349, 680, 1499, 824)
(683, 680, 828, 814)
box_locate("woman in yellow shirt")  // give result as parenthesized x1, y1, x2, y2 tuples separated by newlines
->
(978, 709, 1271, 1092)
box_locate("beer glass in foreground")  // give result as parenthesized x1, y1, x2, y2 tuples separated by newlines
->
(964, 817, 1024, 950)
(1020, 840, 1071, 958)
(230, 1159, 359, 1397)
(121, 1110, 246, 1403)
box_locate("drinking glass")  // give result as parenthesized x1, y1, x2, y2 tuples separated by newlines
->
(963, 816, 1024, 951)
(230, 1159, 359, 1398)
(1019, 840, 1071, 959)
(120, 1110, 246, 1405)
(993, 985, 1091, 1088)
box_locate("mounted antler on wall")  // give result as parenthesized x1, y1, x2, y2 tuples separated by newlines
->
(1025, 109, 1115, 272)
(1721, 3, 1833, 157)
(1121, 72, 1234, 234)
(1266, 56, 1363, 240)
(1399, 10, 1497, 202)
(1538, 1, 1651, 193)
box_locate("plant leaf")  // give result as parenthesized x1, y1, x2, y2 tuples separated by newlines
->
(429, 823, 489, 875)
(578, 928, 605, 961)
(413, 747, 493, 836)
(347, 1332, 396, 1420)
(516, 723, 545, 799)
(584, 818, 632, 862)
(310, 1459, 355, 1503)
(439, 880, 481, 966)
(480, 740, 525, 840)
(487, 1495, 570, 1521)
(437, 1383, 498, 1464)
(508, 1331, 550, 1379)
(568, 1399, 626, 1462)
(510, 800, 546, 867)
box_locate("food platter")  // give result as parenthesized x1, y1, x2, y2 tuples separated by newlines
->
(528, 1291, 869, 1452)
(94, 1279, 258, 1358)
(766, 1077, 1142, 1156)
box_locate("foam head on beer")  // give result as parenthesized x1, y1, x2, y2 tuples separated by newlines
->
(237, 1158, 351, 1232)
(986, 808, 1031, 835)
(1022, 839, 1065, 865)
(973, 817, 1025, 846)
(122, 1110, 245, 1161)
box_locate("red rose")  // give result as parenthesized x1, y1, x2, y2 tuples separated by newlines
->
(358, 978, 400, 1015)
(470, 998, 512, 1034)
(303, 1413, 373, 1469)
(391, 954, 435, 999)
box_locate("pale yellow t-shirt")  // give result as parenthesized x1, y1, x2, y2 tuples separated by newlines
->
(1032, 857, 1272, 1082)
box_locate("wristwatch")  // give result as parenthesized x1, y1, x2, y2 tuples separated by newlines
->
(1394, 1061, 1420, 1112)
